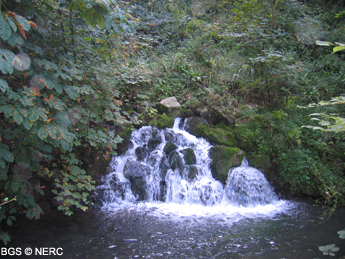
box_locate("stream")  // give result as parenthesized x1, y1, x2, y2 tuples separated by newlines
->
(5, 118, 345, 258)
(6, 203, 345, 258)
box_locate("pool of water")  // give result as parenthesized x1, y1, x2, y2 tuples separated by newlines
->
(5, 200, 345, 259)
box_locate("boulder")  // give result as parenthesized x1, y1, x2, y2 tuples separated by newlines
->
(183, 117, 208, 136)
(169, 151, 185, 171)
(148, 114, 174, 129)
(182, 148, 196, 165)
(135, 146, 148, 161)
(184, 117, 236, 147)
(247, 155, 270, 174)
(159, 156, 170, 180)
(131, 178, 146, 201)
(147, 129, 163, 151)
(123, 159, 150, 179)
(209, 146, 245, 184)
(156, 97, 182, 117)
(163, 141, 178, 155)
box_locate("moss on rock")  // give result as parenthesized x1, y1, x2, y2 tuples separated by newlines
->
(247, 155, 270, 174)
(149, 114, 174, 129)
(182, 148, 196, 165)
(184, 117, 236, 147)
(209, 146, 245, 184)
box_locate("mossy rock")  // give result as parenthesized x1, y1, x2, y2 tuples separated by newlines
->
(209, 146, 245, 184)
(159, 157, 170, 180)
(135, 146, 148, 161)
(184, 117, 236, 146)
(149, 114, 174, 129)
(156, 97, 182, 117)
(163, 141, 178, 154)
(184, 117, 208, 135)
(182, 148, 196, 165)
(148, 129, 163, 151)
(169, 151, 184, 171)
(247, 155, 270, 174)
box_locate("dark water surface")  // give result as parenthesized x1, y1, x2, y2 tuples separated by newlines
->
(4, 200, 345, 259)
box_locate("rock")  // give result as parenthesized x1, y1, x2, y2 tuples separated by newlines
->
(184, 117, 208, 135)
(147, 129, 163, 151)
(148, 114, 174, 129)
(209, 146, 245, 184)
(123, 159, 150, 179)
(169, 151, 185, 171)
(184, 117, 236, 147)
(247, 155, 270, 174)
(131, 178, 146, 201)
(182, 148, 196, 165)
(135, 146, 148, 161)
(186, 165, 198, 180)
(159, 156, 170, 180)
(156, 97, 182, 117)
(163, 141, 178, 154)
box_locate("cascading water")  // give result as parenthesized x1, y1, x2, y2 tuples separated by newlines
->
(96, 118, 293, 219)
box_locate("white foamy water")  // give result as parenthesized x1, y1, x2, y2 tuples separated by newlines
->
(96, 117, 295, 222)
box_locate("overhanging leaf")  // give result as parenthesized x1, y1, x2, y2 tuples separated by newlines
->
(0, 14, 12, 41)
(0, 78, 9, 93)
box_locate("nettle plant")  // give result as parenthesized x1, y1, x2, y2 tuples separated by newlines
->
(0, 0, 135, 244)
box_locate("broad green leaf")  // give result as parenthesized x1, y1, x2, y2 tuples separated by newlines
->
(13, 109, 24, 125)
(11, 181, 19, 192)
(7, 218, 12, 226)
(47, 124, 59, 139)
(0, 14, 12, 41)
(0, 105, 14, 118)
(0, 167, 8, 180)
(0, 57, 14, 74)
(333, 46, 345, 53)
(68, 0, 87, 10)
(0, 146, 14, 162)
(37, 107, 48, 121)
(43, 78, 55, 90)
(7, 33, 24, 47)
(0, 78, 8, 93)
(0, 48, 16, 63)
(37, 126, 49, 140)
(19, 95, 35, 106)
(15, 15, 31, 31)
(0, 159, 5, 168)
(22, 118, 32, 130)
(64, 86, 78, 100)
(5, 16, 17, 32)
(55, 83, 63, 94)
(28, 108, 40, 122)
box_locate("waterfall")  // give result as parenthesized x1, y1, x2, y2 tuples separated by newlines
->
(96, 118, 280, 209)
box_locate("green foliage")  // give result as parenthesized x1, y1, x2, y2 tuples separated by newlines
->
(319, 244, 339, 257)
(0, 0, 136, 244)
(337, 229, 345, 239)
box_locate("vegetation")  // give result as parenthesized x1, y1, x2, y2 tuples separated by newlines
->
(1, 0, 345, 245)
